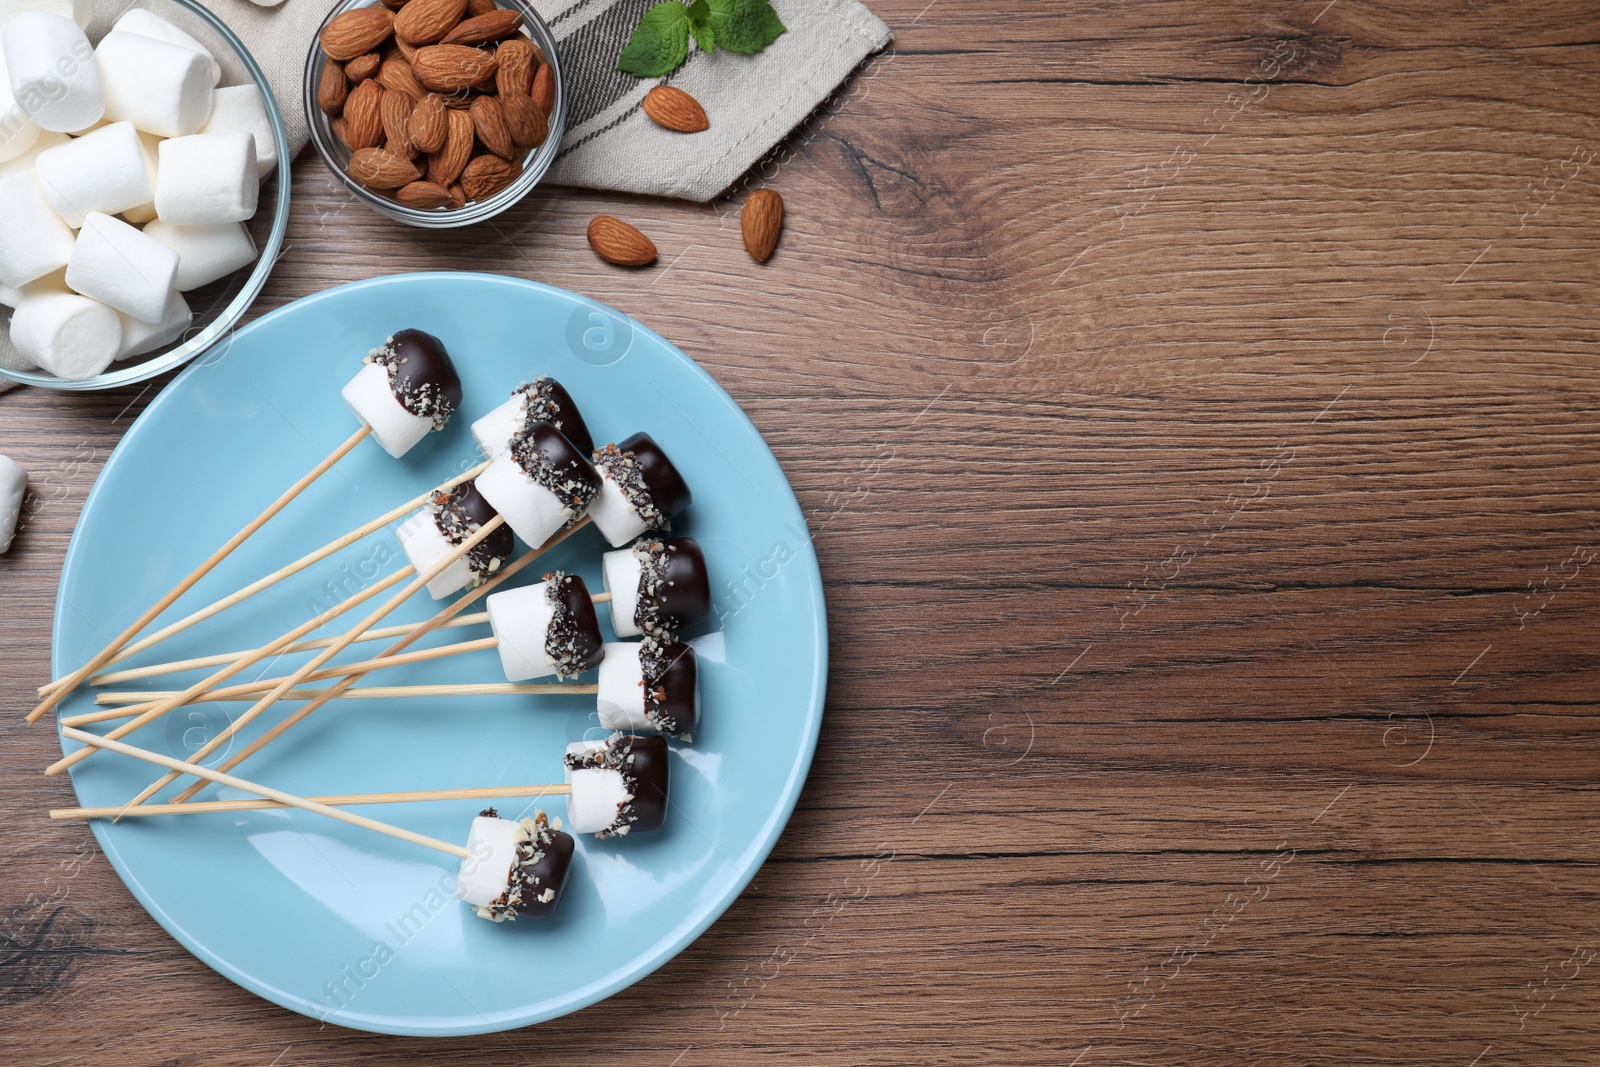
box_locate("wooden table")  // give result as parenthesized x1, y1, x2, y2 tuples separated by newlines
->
(5, 0, 1600, 1061)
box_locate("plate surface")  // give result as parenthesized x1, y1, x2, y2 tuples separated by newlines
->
(53, 273, 827, 1036)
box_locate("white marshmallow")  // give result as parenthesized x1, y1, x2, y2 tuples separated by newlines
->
(486, 580, 560, 681)
(601, 547, 644, 638)
(454, 815, 519, 907)
(0, 0, 90, 32)
(117, 129, 161, 224)
(0, 52, 39, 162)
(96, 30, 212, 138)
(395, 508, 475, 599)
(33, 120, 154, 226)
(0, 170, 72, 287)
(111, 8, 220, 86)
(563, 741, 631, 837)
(116, 289, 190, 360)
(341, 362, 431, 458)
(471, 396, 522, 459)
(200, 84, 275, 177)
(588, 470, 651, 547)
(0, 126, 62, 174)
(154, 131, 257, 225)
(475, 452, 572, 548)
(0, 281, 19, 306)
(10, 289, 118, 379)
(66, 213, 179, 324)
(596, 641, 650, 731)
(141, 219, 256, 291)
(3, 13, 101, 133)
(0, 453, 26, 553)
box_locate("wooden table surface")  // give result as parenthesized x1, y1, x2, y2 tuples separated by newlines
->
(5, 0, 1600, 1062)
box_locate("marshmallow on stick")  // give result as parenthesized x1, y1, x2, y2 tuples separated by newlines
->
(564, 733, 670, 838)
(472, 377, 593, 459)
(602, 536, 709, 639)
(596, 637, 700, 737)
(487, 572, 606, 681)
(396, 480, 515, 600)
(588, 433, 692, 547)
(475, 422, 602, 547)
(341, 328, 463, 458)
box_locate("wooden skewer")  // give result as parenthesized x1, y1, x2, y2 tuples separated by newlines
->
(97, 682, 598, 704)
(44, 563, 416, 776)
(59, 727, 469, 857)
(36, 460, 492, 699)
(28, 425, 372, 723)
(86, 611, 492, 689)
(115, 518, 509, 809)
(166, 520, 591, 805)
(51, 783, 572, 820)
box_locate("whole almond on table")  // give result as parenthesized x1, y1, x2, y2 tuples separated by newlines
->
(502, 92, 547, 149)
(442, 8, 522, 45)
(530, 62, 554, 115)
(343, 78, 385, 150)
(469, 95, 513, 159)
(642, 85, 708, 133)
(460, 153, 520, 200)
(495, 37, 534, 96)
(377, 57, 426, 100)
(395, 180, 455, 208)
(741, 188, 783, 262)
(587, 216, 657, 267)
(320, 6, 394, 61)
(409, 92, 448, 153)
(394, 0, 467, 45)
(381, 88, 416, 156)
(317, 58, 348, 116)
(412, 44, 498, 93)
(427, 106, 475, 184)
(345, 52, 381, 81)
(348, 147, 422, 189)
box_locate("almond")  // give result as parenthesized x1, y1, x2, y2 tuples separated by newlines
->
(381, 87, 416, 156)
(317, 58, 348, 116)
(343, 78, 385, 150)
(460, 152, 519, 200)
(468, 95, 513, 159)
(394, 179, 455, 208)
(427, 106, 474, 184)
(412, 44, 497, 92)
(345, 51, 381, 81)
(448, 181, 466, 208)
(331, 114, 352, 149)
(394, 0, 466, 45)
(348, 146, 421, 189)
(741, 188, 783, 262)
(320, 6, 395, 61)
(587, 216, 657, 267)
(442, 8, 521, 45)
(376, 57, 425, 100)
(466, 0, 495, 15)
(409, 92, 448, 152)
(394, 35, 418, 62)
(381, 0, 410, 8)
(495, 38, 534, 96)
(642, 85, 707, 133)
(502, 92, 547, 149)
(529, 61, 554, 116)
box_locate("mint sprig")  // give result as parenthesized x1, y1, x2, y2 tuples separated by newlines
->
(617, 0, 786, 78)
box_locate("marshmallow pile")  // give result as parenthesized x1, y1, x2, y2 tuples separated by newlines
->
(0, 2, 272, 381)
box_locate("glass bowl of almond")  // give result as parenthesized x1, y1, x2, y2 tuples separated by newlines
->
(302, 0, 565, 227)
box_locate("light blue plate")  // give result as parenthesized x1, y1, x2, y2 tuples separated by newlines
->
(53, 272, 827, 1036)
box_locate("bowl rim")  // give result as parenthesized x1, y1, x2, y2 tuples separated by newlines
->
(300, 0, 567, 230)
(0, 0, 293, 393)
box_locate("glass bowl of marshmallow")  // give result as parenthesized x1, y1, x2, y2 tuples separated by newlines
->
(0, 0, 290, 390)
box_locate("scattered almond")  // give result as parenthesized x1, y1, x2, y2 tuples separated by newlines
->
(741, 188, 783, 262)
(343, 78, 385, 150)
(348, 146, 422, 189)
(394, 180, 455, 208)
(381, 88, 416, 156)
(394, 0, 467, 45)
(587, 216, 657, 267)
(409, 92, 448, 152)
(502, 92, 547, 149)
(427, 106, 475, 184)
(442, 8, 522, 45)
(411, 44, 497, 92)
(376, 57, 426, 100)
(468, 95, 513, 159)
(345, 52, 381, 81)
(495, 38, 534, 96)
(530, 61, 554, 115)
(317, 58, 348, 116)
(642, 86, 707, 133)
(320, 6, 395, 61)
(460, 153, 520, 200)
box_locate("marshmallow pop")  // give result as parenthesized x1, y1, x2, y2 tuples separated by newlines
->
(473, 377, 594, 459)
(341, 328, 464, 459)
(596, 636, 700, 737)
(475, 421, 602, 548)
(487, 571, 606, 681)
(564, 732, 670, 838)
(395, 480, 516, 599)
(602, 536, 710, 639)
(456, 808, 576, 922)
(589, 433, 692, 547)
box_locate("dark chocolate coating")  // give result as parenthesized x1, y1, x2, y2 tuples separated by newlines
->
(643, 538, 710, 632)
(517, 378, 593, 456)
(616, 734, 669, 833)
(617, 432, 691, 523)
(509, 826, 575, 919)
(512, 422, 602, 500)
(435, 481, 514, 578)
(643, 640, 698, 737)
(545, 573, 604, 674)
(382, 329, 462, 425)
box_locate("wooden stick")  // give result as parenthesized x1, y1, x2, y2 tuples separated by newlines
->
(37, 460, 492, 698)
(86, 612, 492, 689)
(44, 563, 415, 776)
(97, 682, 599, 704)
(60, 728, 469, 856)
(118, 518, 508, 809)
(28, 425, 372, 723)
(168, 520, 591, 804)
(52, 783, 572, 820)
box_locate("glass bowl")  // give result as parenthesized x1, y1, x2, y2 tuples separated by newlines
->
(0, 0, 292, 392)
(302, 0, 566, 228)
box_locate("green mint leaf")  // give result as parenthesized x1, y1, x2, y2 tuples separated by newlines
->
(686, 0, 715, 53)
(704, 0, 785, 54)
(617, 1, 691, 77)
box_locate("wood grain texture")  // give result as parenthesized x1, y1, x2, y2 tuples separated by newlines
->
(4, 0, 1600, 1061)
